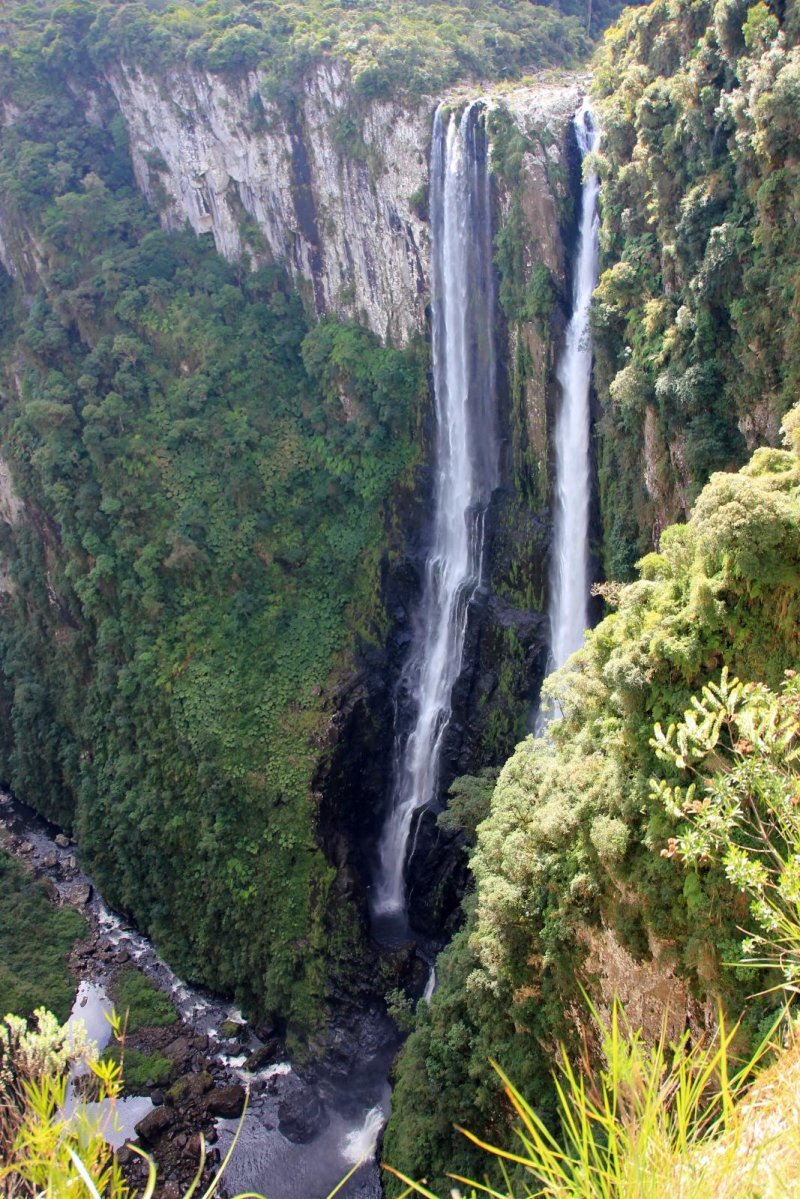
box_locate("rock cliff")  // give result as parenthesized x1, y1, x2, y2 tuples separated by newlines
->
(101, 64, 584, 345)
(104, 61, 431, 344)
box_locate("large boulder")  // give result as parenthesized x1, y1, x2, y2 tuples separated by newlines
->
(134, 1105, 175, 1144)
(277, 1078, 329, 1144)
(205, 1084, 246, 1119)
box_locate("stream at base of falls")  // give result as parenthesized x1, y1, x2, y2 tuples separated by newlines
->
(0, 790, 395, 1199)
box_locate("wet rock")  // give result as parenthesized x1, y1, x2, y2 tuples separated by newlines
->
(116, 1145, 134, 1166)
(205, 1084, 246, 1119)
(185, 1133, 204, 1159)
(66, 882, 93, 906)
(191, 1034, 209, 1052)
(164, 1035, 192, 1062)
(220, 1020, 245, 1040)
(167, 1071, 213, 1105)
(151, 1090, 165, 1106)
(135, 1105, 175, 1144)
(55, 833, 70, 848)
(254, 1013, 280, 1041)
(277, 1078, 328, 1143)
(116, 948, 131, 964)
(243, 1038, 284, 1072)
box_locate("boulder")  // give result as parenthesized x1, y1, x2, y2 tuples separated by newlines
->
(134, 1105, 174, 1143)
(277, 1079, 328, 1144)
(220, 1020, 245, 1040)
(164, 1035, 192, 1063)
(243, 1039, 284, 1072)
(55, 833, 70, 848)
(167, 1071, 213, 1105)
(205, 1084, 246, 1119)
(65, 883, 92, 906)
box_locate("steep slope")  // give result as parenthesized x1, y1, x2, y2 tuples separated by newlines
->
(591, 0, 800, 576)
(0, 2, 592, 1037)
(383, 407, 800, 1192)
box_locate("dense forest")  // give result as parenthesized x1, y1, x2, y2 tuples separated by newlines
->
(0, 4, 429, 1025)
(0, 0, 799, 1194)
(384, 0, 800, 1186)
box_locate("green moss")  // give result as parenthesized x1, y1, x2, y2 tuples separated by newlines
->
(0, 850, 86, 1022)
(102, 1043, 173, 1090)
(109, 969, 177, 1034)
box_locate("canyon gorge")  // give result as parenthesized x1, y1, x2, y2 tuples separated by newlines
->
(1, 0, 799, 1195)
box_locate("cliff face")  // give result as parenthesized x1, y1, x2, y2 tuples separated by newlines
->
(104, 61, 431, 344)
(0, 53, 586, 1029)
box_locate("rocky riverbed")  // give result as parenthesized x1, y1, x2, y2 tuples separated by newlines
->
(0, 791, 396, 1199)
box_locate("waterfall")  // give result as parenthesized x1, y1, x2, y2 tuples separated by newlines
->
(546, 102, 600, 681)
(372, 101, 498, 932)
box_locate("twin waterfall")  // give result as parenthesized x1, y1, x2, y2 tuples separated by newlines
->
(372, 102, 498, 934)
(372, 99, 601, 932)
(546, 102, 601, 676)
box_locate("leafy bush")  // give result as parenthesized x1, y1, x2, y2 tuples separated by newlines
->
(385, 405, 800, 1192)
(109, 969, 176, 1033)
(591, 0, 800, 575)
(0, 851, 86, 1023)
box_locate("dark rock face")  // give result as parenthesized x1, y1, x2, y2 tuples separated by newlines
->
(205, 1084, 246, 1119)
(277, 1076, 330, 1144)
(405, 810, 468, 939)
(135, 1105, 175, 1144)
(244, 1039, 285, 1072)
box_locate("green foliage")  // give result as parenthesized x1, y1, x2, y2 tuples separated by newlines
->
(0, 41, 426, 1031)
(652, 668, 800, 988)
(385, 406, 800, 1193)
(591, 0, 800, 576)
(0, 851, 85, 1023)
(386, 1005, 781, 1199)
(0, 1008, 126, 1199)
(438, 770, 499, 845)
(109, 969, 177, 1033)
(101, 1042, 172, 1089)
(386, 987, 415, 1034)
(0, 0, 610, 109)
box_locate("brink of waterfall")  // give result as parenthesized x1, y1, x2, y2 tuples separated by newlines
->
(544, 101, 601, 692)
(371, 100, 499, 939)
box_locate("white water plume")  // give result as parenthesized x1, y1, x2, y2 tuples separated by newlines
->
(546, 101, 601, 685)
(341, 1105, 386, 1166)
(372, 101, 498, 922)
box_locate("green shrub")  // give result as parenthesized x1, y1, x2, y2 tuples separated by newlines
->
(108, 969, 177, 1033)
(0, 851, 86, 1022)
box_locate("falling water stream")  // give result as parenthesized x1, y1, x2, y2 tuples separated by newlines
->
(545, 101, 601, 687)
(372, 101, 499, 938)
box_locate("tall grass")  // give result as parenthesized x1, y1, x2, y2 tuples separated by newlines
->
(384, 1003, 784, 1199)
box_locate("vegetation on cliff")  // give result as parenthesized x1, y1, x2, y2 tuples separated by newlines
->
(0, 851, 85, 1022)
(384, 406, 800, 1193)
(0, 24, 427, 1029)
(0, 0, 636, 106)
(591, 0, 800, 577)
